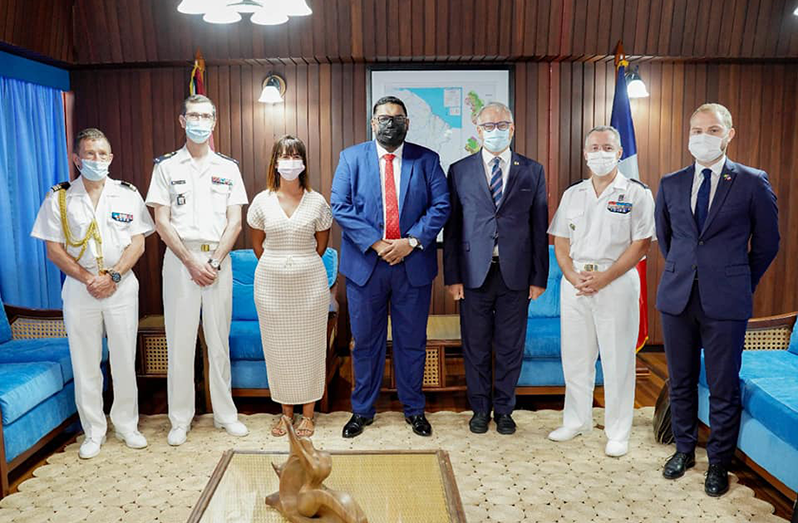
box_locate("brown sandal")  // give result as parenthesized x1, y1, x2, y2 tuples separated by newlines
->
(295, 416, 315, 438)
(271, 416, 290, 437)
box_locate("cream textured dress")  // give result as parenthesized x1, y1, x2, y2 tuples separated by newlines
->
(246, 190, 333, 404)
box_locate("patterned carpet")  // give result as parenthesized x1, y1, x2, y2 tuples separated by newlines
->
(0, 408, 783, 522)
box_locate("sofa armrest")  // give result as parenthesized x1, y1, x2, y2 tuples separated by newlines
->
(3, 305, 66, 340)
(744, 311, 797, 351)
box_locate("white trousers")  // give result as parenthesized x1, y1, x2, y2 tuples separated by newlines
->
(62, 274, 140, 441)
(560, 268, 639, 443)
(163, 247, 238, 429)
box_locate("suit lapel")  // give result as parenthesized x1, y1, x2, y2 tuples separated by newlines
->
(700, 159, 737, 236)
(498, 153, 521, 210)
(471, 152, 494, 210)
(677, 165, 699, 237)
(398, 145, 414, 216)
(366, 141, 384, 219)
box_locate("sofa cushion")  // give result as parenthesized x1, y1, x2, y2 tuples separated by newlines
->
(321, 248, 339, 288)
(742, 377, 798, 449)
(524, 318, 562, 359)
(700, 350, 798, 388)
(788, 323, 798, 356)
(0, 338, 74, 383)
(528, 246, 562, 319)
(517, 358, 604, 387)
(231, 359, 270, 389)
(229, 321, 264, 361)
(231, 250, 259, 321)
(0, 362, 64, 425)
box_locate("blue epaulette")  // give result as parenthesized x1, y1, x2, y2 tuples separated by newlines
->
(119, 180, 138, 191)
(569, 179, 587, 188)
(50, 181, 70, 192)
(154, 151, 178, 164)
(215, 151, 239, 165)
(629, 178, 649, 190)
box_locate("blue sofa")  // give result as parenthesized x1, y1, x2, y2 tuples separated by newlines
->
(0, 295, 108, 498)
(227, 248, 339, 411)
(698, 312, 798, 496)
(516, 245, 604, 392)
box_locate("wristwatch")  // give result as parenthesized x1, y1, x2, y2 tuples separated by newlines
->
(208, 258, 221, 271)
(106, 269, 122, 283)
(408, 236, 421, 249)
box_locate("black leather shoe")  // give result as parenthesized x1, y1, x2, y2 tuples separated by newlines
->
(662, 451, 696, 479)
(469, 412, 490, 434)
(342, 414, 373, 439)
(405, 414, 432, 437)
(494, 413, 516, 435)
(705, 463, 730, 497)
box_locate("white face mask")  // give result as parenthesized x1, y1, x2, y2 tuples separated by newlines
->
(688, 133, 725, 163)
(78, 159, 110, 181)
(277, 159, 305, 181)
(586, 151, 619, 177)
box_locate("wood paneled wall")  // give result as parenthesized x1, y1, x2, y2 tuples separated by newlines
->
(68, 0, 798, 65)
(0, 0, 74, 63)
(70, 61, 798, 345)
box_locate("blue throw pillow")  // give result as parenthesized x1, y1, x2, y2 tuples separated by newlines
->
(788, 320, 798, 356)
(528, 246, 562, 319)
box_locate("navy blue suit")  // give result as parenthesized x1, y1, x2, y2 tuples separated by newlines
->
(443, 150, 548, 414)
(655, 159, 779, 464)
(331, 141, 450, 417)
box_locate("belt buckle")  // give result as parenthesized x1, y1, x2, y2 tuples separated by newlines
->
(583, 263, 596, 272)
(201, 244, 210, 252)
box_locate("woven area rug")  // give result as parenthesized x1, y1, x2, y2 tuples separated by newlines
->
(0, 408, 782, 522)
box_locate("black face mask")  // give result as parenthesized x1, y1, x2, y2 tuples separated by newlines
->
(375, 120, 407, 148)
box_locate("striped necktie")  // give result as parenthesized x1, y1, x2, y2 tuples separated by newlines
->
(490, 157, 503, 207)
(694, 168, 712, 232)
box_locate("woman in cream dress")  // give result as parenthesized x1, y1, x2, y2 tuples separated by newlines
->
(247, 135, 332, 437)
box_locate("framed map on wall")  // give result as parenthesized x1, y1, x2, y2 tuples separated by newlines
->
(369, 67, 512, 175)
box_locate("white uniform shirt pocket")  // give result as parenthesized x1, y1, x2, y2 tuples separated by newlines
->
(211, 184, 231, 214)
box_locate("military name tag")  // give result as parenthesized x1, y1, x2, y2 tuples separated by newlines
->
(170, 179, 186, 185)
(111, 212, 133, 223)
(212, 176, 233, 186)
(607, 201, 632, 214)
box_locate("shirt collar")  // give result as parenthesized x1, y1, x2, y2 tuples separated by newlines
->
(69, 175, 118, 197)
(481, 147, 512, 169)
(694, 155, 726, 179)
(175, 144, 220, 165)
(376, 141, 404, 161)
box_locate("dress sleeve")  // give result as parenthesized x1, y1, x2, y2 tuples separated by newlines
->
(316, 194, 333, 232)
(247, 193, 266, 230)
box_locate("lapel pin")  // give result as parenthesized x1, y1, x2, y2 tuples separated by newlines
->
(513, 161, 520, 166)
(723, 173, 732, 181)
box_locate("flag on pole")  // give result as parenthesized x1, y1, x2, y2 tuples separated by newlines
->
(189, 49, 214, 150)
(610, 41, 648, 352)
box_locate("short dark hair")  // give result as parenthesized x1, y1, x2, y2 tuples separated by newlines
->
(74, 128, 111, 154)
(372, 96, 407, 117)
(181, 94, 217, 118)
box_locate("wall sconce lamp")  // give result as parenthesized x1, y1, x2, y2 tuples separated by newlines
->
(259, 74, 287, 104)
(625, 66, 649, 98)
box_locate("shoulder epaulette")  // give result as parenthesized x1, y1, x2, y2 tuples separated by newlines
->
(119, 180, 138, 191)
(50, 181, 70, 193)
(215, 151, 239, 165)
(153, 151, 178, 164)
(629, 178, 649, 190)
(568, 179, 587, 188)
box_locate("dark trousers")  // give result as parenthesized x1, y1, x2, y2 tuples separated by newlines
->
(661, 281, 748, 465)
(347, 260, 432, 418)
(460, 261, 530, 415)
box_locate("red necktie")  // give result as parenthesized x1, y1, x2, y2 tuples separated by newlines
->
(383, 153, 401, 239)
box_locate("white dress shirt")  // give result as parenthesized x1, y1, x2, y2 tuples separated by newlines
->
(690, 155, 725, 213)
(376, 141, 404, 239)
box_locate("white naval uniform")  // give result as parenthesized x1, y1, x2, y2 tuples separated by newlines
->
(548, 172, 655, 443)
(30, 176, 155, 441)
(145, 146, 248, 430)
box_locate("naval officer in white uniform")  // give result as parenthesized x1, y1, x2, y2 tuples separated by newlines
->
(31, 128, 154, 459)
(145, 94, 249, 446)
(547, 125, 655, 457)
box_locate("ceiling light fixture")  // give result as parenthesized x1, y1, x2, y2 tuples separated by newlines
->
(177, 0, 312, 25)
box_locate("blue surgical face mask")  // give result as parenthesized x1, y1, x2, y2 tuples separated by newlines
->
(482, 128, 512, 153)
(185, 120, 214, 144)
(78, 159, 110, 181)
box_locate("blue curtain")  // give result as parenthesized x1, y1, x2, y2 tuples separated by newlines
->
(0, 76, 68, 309)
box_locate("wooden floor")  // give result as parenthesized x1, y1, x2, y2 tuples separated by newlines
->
(6, 350, 796, 520)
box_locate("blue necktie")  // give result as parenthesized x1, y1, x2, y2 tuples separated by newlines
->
(694, 168, 712, 232)
(490, 157, 503, 207)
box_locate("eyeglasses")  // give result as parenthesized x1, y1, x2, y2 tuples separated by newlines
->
(478, 121, 512, 132)
(374, 115, 408, 125)
(184, 112, 215, 122)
